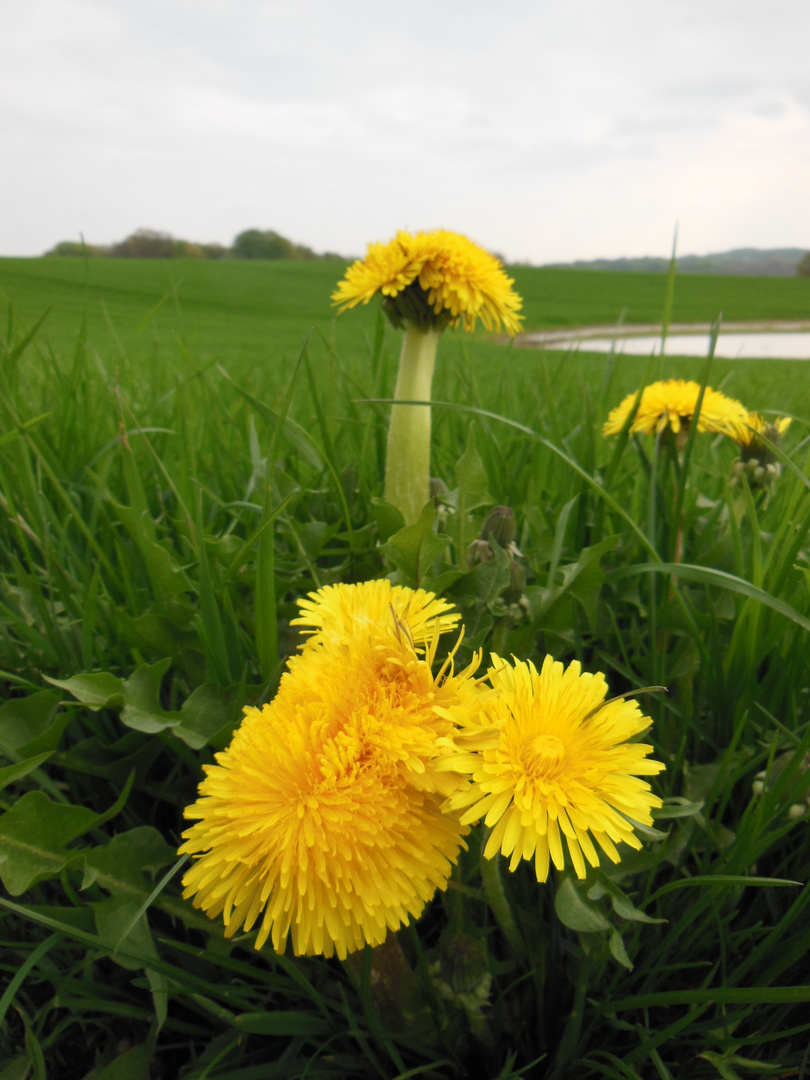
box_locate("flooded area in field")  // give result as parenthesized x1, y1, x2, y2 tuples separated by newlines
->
(519, 322, 810, 360)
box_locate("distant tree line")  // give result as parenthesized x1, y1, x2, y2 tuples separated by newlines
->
(46, 228, 343, 261)
(798, 252, 810, 277)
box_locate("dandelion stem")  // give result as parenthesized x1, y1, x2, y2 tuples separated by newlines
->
(479, 841, 524, 954)
(384, 324, 441, 524)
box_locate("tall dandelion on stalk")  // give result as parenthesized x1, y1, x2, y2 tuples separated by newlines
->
(333, 230, 523, 524)
(440, 655, 665, 881)
(180, 582, 482, 959)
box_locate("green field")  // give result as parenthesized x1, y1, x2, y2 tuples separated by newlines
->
(2, 256, 810, 1079)
(2, 255, 809, 420)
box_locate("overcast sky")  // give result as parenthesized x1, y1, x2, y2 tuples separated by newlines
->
(2, 0, 809, 263)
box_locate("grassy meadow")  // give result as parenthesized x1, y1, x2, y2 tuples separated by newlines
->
(1, 256, 810, 1079)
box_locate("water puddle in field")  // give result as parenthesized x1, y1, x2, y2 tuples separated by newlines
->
(520, 329, 810, 360)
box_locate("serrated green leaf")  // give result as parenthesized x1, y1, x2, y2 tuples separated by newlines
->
(119, 657, 174, 731)
(82, 826, 176, 892)
(0, 1055, 30, 1080)
(588, 874, 665, 924)
(448, 425, 492, 561)
(0, 752, 54, 794)
(382, 500, 451, 587)
(453, 425, 492, 513)
(370, 496, 406, 544)
(92, 1045, 151, 1080)
(45, 671, 125, 710)
(0, 690, 64, 754)
(0, 791, 98, 895)
(554, 875, 611, 932)
(652, 798, 704, 820)
(172, 683, 233, 749)
(452, 542, 511, 605)
(609, 928, 634, 970)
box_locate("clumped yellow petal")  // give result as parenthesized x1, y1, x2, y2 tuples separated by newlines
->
(181, 584, 484, 958)
(332, 229, 523, 336)
(447, 655, 665, 881)
(603, 379, 747, 439)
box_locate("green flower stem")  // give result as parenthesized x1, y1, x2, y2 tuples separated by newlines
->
(479, 843, 525, 955)
(384, 324, 442, 525)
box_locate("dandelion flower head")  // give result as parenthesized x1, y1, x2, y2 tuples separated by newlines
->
(332, 229, 524, 335)
(603, 379, 747, 439)
(292, 579, 460, 654)
(444, 655, 665, 882)
(180, 586, 483, 959)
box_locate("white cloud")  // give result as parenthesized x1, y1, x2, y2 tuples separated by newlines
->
(1, 0, 809, 260)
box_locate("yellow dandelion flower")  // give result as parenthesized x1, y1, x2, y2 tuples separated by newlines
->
(444, 655, 665, 882)
(180, 609, 482, 959)
(292, 579, 460, 653)
(729, 411, 791, 448)
(603, 379, 747, 439)
(333, 229, 523, 336)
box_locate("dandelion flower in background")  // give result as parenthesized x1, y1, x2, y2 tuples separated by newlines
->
(729, 412, 792, 490)
(729, 412, 791, 448)
(292, 578, 460, 653)
(332, 230, 523, 524)
(444, 655, 665, 882)
(603, 379, 747, 443)
(180, 586, 482, 959)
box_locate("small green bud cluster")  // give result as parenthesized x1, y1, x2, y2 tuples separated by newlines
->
(731, 422, 786, 491)
(730, 457, 782, 489)
(466, 506, 528, 616)
(430, 933, 492, 1033)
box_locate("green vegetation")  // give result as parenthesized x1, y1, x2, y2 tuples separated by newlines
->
(1, 257, 810, 1078)
(549, 247, 808, 276)
(45, 227, 328, 263)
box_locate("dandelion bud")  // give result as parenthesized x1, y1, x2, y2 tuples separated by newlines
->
(440, 933, 489, 994)
(503, 560, 527, 604)
(467, 539, 494, 568)
(481, 506, 517, 548)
